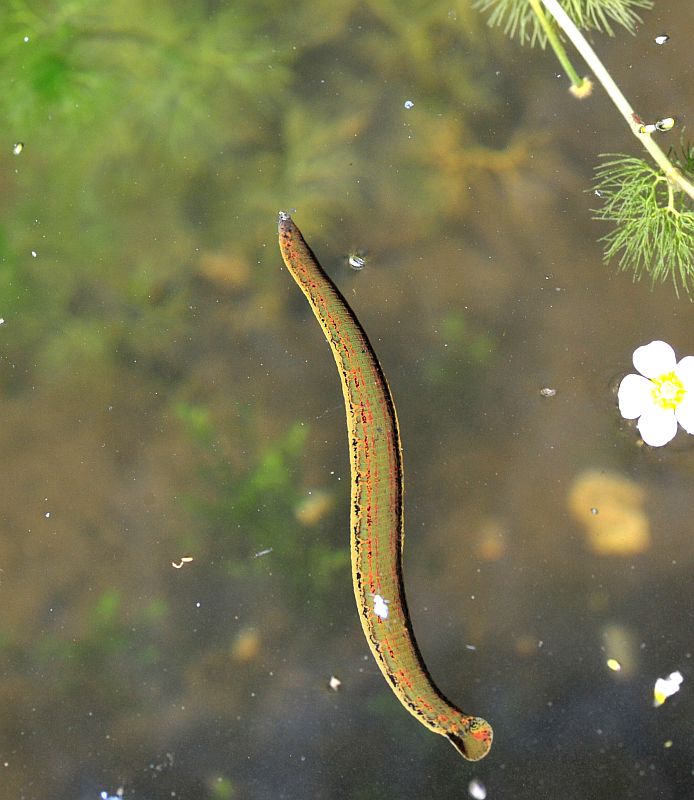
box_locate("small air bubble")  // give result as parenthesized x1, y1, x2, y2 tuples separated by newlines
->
(23, 36, 29, 43)
(12, 142, 24, 155)
(348, 254, 366, 270)
(468, 778, 487, 799)
(403, 100, 414, 109)
(655, 117, 675, 132)
(590, 507, 599, 515)
(654, 34, 670, 45)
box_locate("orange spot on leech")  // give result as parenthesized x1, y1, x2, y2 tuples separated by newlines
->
(397, 670, 414, 689)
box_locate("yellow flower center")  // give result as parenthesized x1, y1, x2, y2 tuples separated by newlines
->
(651, 371, 686, 409)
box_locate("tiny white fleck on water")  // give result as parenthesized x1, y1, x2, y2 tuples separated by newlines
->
(653, 670, 683, 707)
(655, 117, 675, 132)
(468, 778, 487, 799)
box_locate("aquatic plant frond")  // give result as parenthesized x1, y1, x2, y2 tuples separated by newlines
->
(475, 0, 653, 46)
(592, 153, 694, 294)
(669, 138, 694, 178)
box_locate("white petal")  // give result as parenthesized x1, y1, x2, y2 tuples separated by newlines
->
(633, 340, 676, 378)
(675, 355, 694, 387)
(637, 406, 678, 447)
(675, 396, 694, 434)
(618, 373, 653, 419)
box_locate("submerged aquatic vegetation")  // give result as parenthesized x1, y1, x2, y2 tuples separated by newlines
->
(593, 153, 694, 292)
(175, 404, 349, 605)
(474, 0, 652, 45)
(476, 0, 694, 294)
(0, 0, 518, 392)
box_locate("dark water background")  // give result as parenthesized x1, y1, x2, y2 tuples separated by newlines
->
(1, 1, 692, 798)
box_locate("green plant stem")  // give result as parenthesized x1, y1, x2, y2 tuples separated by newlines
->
(528, 0, 583, 88)
(539, 0, 694, 201)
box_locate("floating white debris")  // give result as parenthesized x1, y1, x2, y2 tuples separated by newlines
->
(253, 547, 273, 558)
(468, 778, 487, 799)
(606, 658, 621, 672)
(654, 34, 670, 45)
(373, 594, 389, 619)
(328, 675, 342, 691)
(100, 789, 124, 800)
(31, 250, 37, 258)
(653, 670, 683, 707)
(348, 253, 366, 270)
(639, 117, 675, 135)
(12, 142, 24, 155)
(539, 387, 556, 397)
(655, 117, 675, 132)
(403, 99, 414, 109)
(172, 556, 194, 569)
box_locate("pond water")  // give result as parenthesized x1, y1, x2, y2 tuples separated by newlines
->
(1, 1, 692, 798)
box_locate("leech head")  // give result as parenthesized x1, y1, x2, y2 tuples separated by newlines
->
(446, 716, 493, 761)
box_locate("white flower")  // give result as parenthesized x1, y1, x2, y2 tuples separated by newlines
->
(618, 340, 694, 446)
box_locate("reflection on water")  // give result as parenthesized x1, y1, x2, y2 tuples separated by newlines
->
(1, 1, 692, 798)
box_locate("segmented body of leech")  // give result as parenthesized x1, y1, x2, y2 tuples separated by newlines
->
(277, 212, 492, 760)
